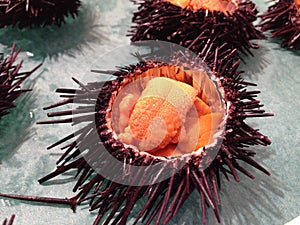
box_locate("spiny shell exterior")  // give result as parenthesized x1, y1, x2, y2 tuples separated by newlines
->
(0, 0, 81, 28)
(38, 44, 272, 225)
(260, 0, 300, 49)
(0, 44, 41, 120)
(129, 0, 265, 57)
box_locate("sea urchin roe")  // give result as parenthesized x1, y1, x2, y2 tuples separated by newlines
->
(129, 97, 182, 152)
(296, 0, 300, 10)
(182, 112, 223, 152)
(118, 93, 138, 133)
(129, 77, 198, 152)
(166, 0, 239, 13)
(115, 76, 224, 157)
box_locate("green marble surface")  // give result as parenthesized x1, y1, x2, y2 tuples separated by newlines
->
(0, 0, 299, 224)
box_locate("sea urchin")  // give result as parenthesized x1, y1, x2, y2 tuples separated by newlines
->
(129, 0, 266, 57)
(0, 0, 81, 28)
(34, 42, 273, 225)
(260, 0, 300, 49)
(0, 44, 41, 120)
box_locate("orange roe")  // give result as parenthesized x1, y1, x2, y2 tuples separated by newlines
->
(115, 76, 224, 157)
(296, 0, 300, 11)
(166, 0, 238, 13)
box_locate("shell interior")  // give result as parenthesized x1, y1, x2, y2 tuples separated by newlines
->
(260, 0, 300, 49)
(106, 63, 226, 158)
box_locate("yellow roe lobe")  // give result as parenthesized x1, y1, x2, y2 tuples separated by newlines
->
(166, 0, 239, 13)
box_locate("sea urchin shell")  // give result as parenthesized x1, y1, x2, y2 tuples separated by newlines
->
(129, 0, 265, 56)
(36, 43, 273, 225)
(260, 0, 300, 49)
(0, 44, 41, 120)
(0, 0, 81, 28)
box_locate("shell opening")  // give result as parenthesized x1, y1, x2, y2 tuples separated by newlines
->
(165, 0, 239, 13)
(107, 64, 226, 158)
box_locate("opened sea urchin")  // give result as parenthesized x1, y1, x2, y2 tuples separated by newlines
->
(129, 0, 265, 56)
(34, 43, 273, 225)
(260, 0, 300, 49)
(0, 0, 81, 28)
(0, 44, 41, 120)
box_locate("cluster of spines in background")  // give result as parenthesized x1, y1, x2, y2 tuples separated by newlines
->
(0, 44, 41, 120)
(129, 0, 266, 58)
(0, 0, 81, 28)
(260, 0, 300, 49)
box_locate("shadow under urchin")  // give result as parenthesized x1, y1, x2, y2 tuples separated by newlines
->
(33, 42, 273, 225)
(260, 0, 300, 50)
(0, 6, 103, 60)
(129, 0, 265, 58)
(0, 88, 38, 162)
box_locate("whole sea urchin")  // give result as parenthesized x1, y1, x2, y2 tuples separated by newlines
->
(129, 0, 265, 57)
(0, 44, 41, 120)
(35, 42, 273, 225)
(260, 0, 300, 49)
(0, 0, 81, 28)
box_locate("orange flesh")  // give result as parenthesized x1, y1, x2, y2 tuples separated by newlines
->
(115, 74, 224, 157)
(166, 0, 238, 13)
(129, 97, 182, 152)
(296, 0, 300, 11)
(129, 77, 198, 152)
